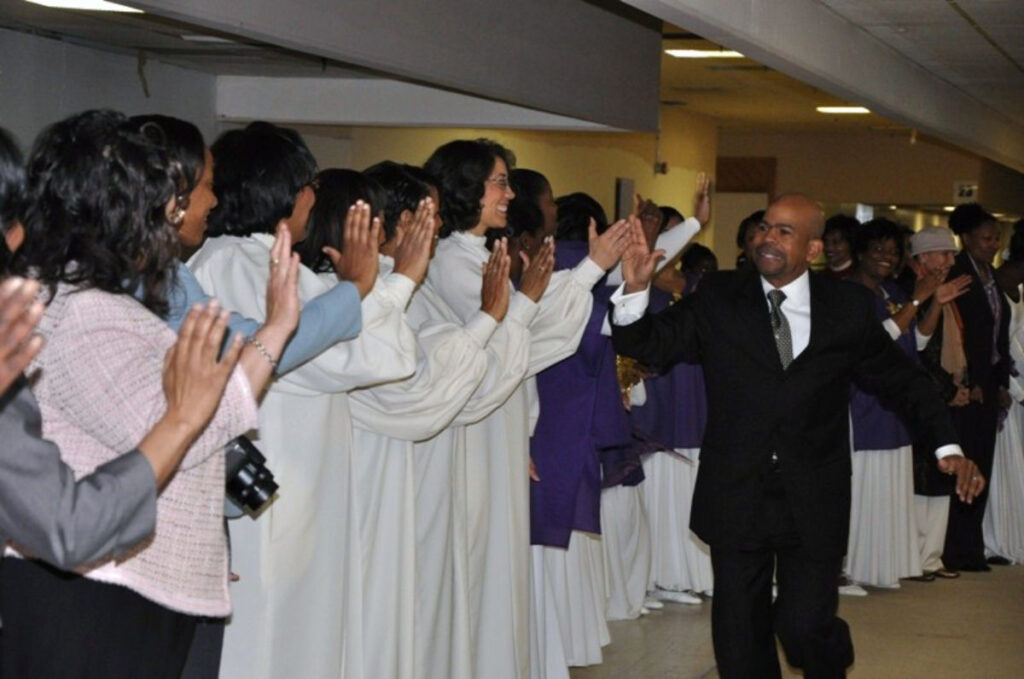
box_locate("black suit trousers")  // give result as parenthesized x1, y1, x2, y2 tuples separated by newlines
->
(710, 467, 854, 679)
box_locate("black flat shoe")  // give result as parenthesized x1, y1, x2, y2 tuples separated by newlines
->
(905, 573, 936, 582)
(958, 562, 991, 572)
(987, 556, 1012, 566)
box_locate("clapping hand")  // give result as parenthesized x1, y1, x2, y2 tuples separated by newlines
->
(392, 198, 437, 286)
(519, 237, 556, 303)
(324, 201, 381, 298)
(622, 216, 665, 294)
(693, 172, 711, 227)
(481, 237, 511, 322)
(263, 222, 301, 338)
(588, 218, 632, 271)
(0, 277, 44, 396)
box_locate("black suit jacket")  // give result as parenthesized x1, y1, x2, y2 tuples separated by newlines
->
(949, 250, 1010, 398)
(611, 270, 958, 559)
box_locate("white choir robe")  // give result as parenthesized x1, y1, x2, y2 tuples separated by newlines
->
(188, 235, 417, 679)
(409, 268, 533, 679)
(345, 257, 499, 679)
(425, 231, 605, 679)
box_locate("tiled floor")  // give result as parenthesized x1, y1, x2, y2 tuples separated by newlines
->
(571, 565, 1024, 679)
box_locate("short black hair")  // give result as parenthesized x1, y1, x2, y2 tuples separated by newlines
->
(659, 205, 684, 231)
(736, 210, 764, 249)
(364, 160, 432, 242)
(14, 109, 179, 315)
(853, 217, 905, 261)
(0, 128, 24, 237)
(297, 168, 385, 273)
(423, 139, 514, 237)
(206, 121, 317, 237)
(681, 243, 717, 272)
(507, 168, 550, 240)
(128, 114, 205, 213)
(949, 202, 996, 236)
(555, 192, 608, 242)
(824, 213, 859, 244)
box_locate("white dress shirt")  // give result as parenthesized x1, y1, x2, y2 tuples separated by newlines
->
(610, 268, 963, 460)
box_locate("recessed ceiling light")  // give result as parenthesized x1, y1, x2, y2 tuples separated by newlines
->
(665, 49, 744, 59)
(180, 34, 237, 43)
(24, 0, 142, 11)
(816, 106, 870, 114)
(942, 206, 955, 212)
(888, 205, 898, 210)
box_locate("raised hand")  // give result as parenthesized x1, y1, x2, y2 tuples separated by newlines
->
(622, 216, 664, 294)
(693, 172, 712, 227)
(142, 301, 245, 488)
(481, 237, 511, 321)
(162, 303, 243, 435)
(392, 198, 436, 285)
(634, 195, 661, 248)
(588, 217, 632, 271)
(323, 201, 380, 298)
(263, 221, 301, 337)
(519, 237, 556, 303)
(0, 277, 44, 396)
(934, 274, 971, 306)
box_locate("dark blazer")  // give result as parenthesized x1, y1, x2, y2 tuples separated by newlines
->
(611, 270, 958, 559)
(948, 250, 1010, 398)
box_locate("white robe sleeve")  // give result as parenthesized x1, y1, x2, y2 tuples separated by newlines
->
(347, 305, 497, 441)
(188, 236, 416, 395)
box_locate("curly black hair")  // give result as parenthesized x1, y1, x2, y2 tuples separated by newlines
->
(364, 160, 433, 242)
(0, 128, 25, 239)
(12, 110, 179, 315)
(948, 202, 996, 236)
(128, 114, 205, 213)
(555, 192, 608, 242)
(423, 139, 514, 238)
(853, 217, 906, 262)
(296, 168, 386, 274)
(206, 121, 317, 237)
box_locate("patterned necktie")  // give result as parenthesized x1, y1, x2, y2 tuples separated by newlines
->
(767, 289, 793, 369)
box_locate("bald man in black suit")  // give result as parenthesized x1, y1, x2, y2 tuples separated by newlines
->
(611, 194, 984, 679)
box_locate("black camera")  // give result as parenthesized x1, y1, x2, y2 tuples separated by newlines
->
(224, 435, 278, 516)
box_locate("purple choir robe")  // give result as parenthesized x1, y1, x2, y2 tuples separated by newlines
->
(849, 280, 916, 450)
(530, 241, 633, 548)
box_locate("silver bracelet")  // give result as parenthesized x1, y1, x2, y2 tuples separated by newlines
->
(247, 335, 279, 370)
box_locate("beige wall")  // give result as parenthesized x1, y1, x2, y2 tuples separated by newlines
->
(298, 107, 720, 247)
(719, 129, 1024, 215)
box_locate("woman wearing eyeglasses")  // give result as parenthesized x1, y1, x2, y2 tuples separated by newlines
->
(422, 139, 631, 679)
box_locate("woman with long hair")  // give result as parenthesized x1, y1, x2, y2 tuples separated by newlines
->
(423, 139, 630, 679)
(0, 109, 298, 678)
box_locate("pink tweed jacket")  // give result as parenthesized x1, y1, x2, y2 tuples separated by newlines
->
(17, 284, 258, 617)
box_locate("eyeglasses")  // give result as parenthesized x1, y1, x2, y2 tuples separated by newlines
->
(486, 176, 512, 191)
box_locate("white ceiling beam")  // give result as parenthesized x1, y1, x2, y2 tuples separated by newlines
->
(215, 76, 620, 131)
(126, 0, 661, 131)
(624, 0, 1024, 173)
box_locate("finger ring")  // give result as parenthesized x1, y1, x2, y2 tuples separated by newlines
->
(972, 475, 981, 481)
(271, 257, 280, 266)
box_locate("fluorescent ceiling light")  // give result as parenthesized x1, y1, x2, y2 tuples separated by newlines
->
(942, 206, 955, 212)
(816, 106, 870, 114)
(24, 0, 142, 11)
(665, 49, 744, 59)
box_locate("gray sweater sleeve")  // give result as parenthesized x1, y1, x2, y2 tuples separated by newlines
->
(0, 378, 156, 569)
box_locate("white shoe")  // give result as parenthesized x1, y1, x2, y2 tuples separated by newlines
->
(643, 598, 664, 610)
(838, 583, 868, 597)
(651, 588, 702, 605)
(639, 606, 651, 616)
(702, 588, 713, 598)
(871, 582, 901, 590)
